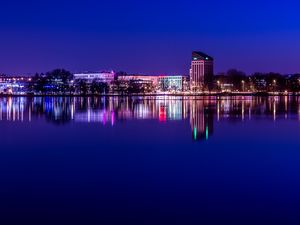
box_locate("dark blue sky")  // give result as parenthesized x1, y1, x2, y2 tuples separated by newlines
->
(1, 0, 300, 75)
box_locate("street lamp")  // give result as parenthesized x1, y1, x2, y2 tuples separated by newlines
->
(273, 80, 277, 93)
(241, 80, 245, 92)
(217, 80, 221, 92)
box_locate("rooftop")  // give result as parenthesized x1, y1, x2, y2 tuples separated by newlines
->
(192, 51, 214, 61)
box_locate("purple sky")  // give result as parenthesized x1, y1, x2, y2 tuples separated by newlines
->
(1, 0, 300, 75)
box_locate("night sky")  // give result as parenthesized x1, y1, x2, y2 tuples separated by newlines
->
(1, 0, 300, 75)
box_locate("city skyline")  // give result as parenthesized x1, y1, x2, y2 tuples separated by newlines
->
(2, 1, 300, 224)
(1, 1, 300, 75)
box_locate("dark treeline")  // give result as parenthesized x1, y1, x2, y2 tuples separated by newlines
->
(111, 79, 155, 95)
(29, 69, 74, 94)
(29, 69, 108, 95)
(214, 69, 300, 92)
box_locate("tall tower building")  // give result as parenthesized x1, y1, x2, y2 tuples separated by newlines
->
(189, 51, 214, 91)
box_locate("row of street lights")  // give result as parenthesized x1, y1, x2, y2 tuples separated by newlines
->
(195, 78, 300, 93)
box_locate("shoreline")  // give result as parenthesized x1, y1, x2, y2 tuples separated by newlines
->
(0, 92, 300, 97)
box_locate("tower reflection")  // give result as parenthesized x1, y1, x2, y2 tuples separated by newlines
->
(1, 96, 300, 141)
(190, 99, 214, 141)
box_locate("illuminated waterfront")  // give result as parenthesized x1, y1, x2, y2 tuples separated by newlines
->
(1, 96, 300, 141)
(1, 96, 300, 224)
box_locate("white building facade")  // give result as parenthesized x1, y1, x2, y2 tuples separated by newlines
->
(73, 71, 115, 83)
(158, 76, 183, 91)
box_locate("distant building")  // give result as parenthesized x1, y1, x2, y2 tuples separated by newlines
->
(118, 75, 188, 92)
(190, 51, 214, 91)
(117, 75, 159, 86)
(73, 71, 115, 83)
(118, 75, 159, 91)
(182, 76, 190, 91)
(158, 76, 184, 92)
(0, 76, 32, 94)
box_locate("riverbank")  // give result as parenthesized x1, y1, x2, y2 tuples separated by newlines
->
(0, 92, 300, 97)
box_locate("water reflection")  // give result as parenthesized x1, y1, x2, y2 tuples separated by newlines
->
(1, 96, 300, 141)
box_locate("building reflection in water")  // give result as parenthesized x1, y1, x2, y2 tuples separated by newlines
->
(190, 98, 214, 141)
(1, 96, 300, 141)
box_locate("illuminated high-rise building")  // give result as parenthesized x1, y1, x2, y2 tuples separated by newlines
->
(189, 51, 214, 91)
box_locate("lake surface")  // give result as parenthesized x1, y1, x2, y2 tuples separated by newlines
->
(1, 96, 300, 224)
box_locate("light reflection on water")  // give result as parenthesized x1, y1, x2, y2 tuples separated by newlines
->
(1, 96, 300, 141)
(2, 96, 300, 224)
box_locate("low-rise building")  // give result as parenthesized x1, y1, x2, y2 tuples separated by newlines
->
(158, 76, 183, 92)
(117, 75, 159, 86)
(73, 71, 115, 84)
(0, 76, 32, 94)
(117, 75, 188, 92)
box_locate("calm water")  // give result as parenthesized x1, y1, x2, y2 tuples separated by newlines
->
(1, 96, 300, 224)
